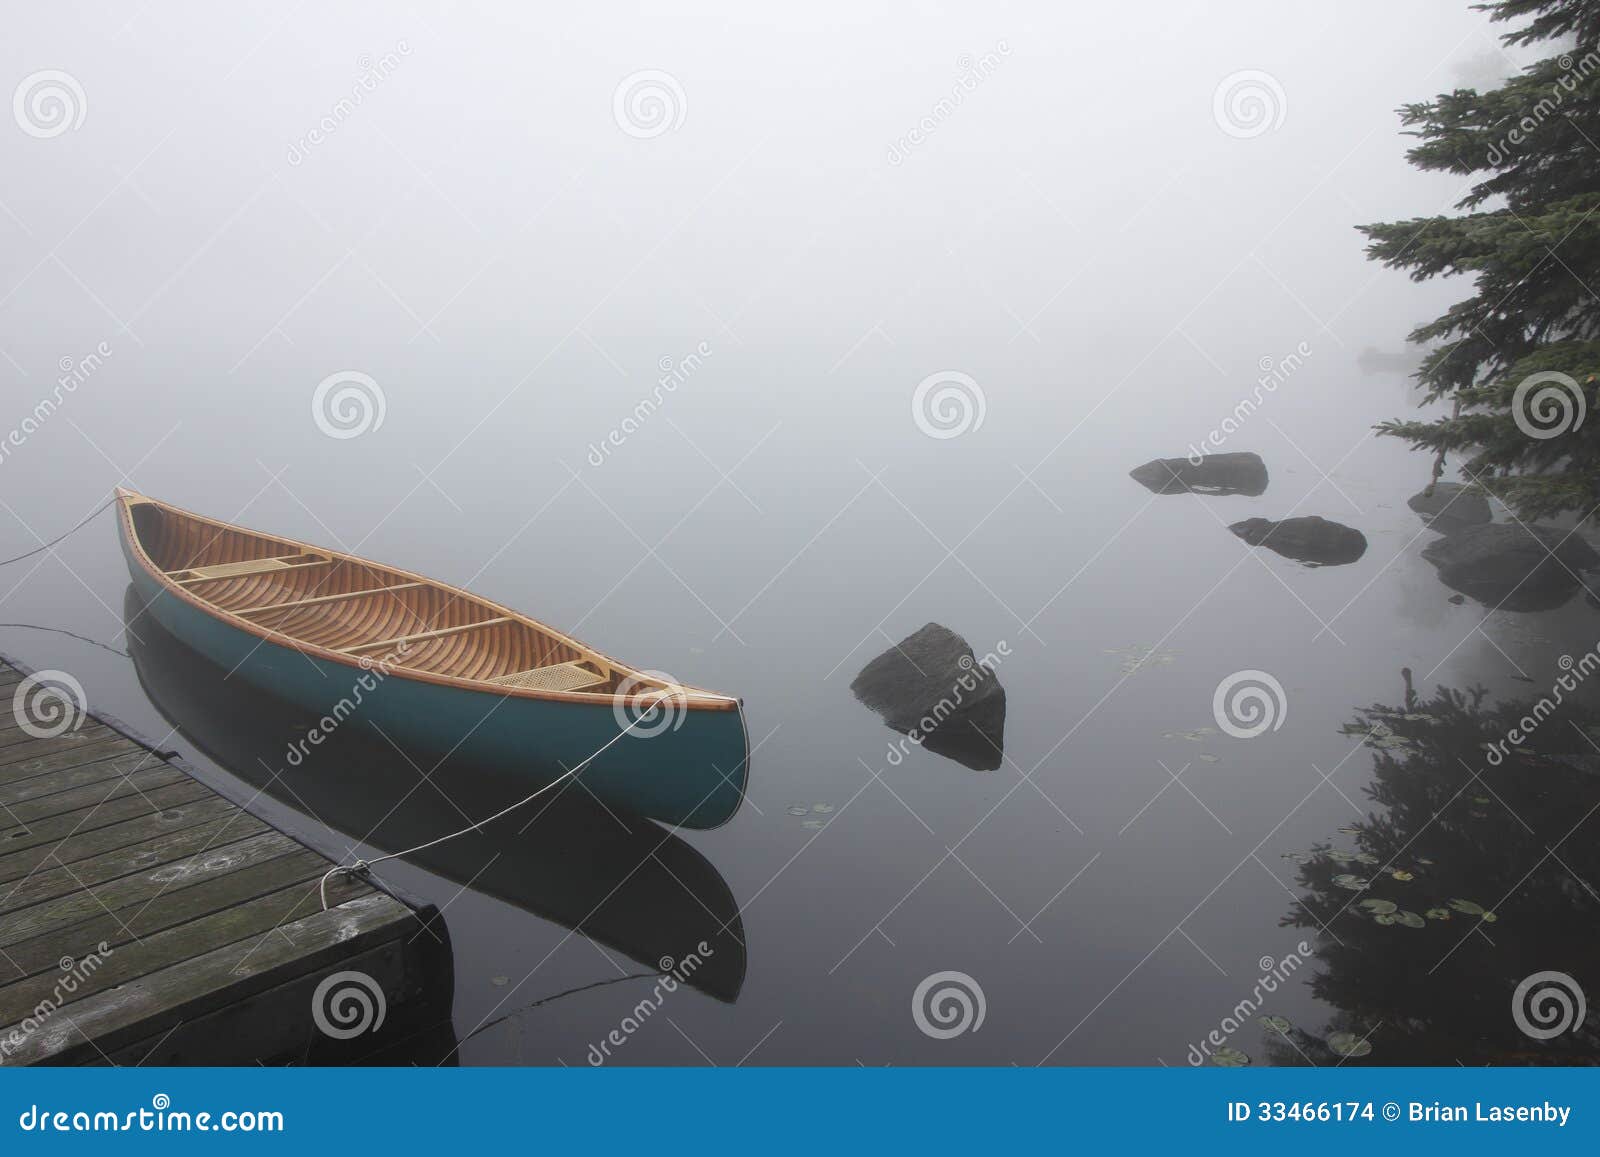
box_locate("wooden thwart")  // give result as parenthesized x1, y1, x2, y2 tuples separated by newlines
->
(172, 554, 329, 584)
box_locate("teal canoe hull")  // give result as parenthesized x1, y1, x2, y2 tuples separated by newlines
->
(120, 540, 749, 830)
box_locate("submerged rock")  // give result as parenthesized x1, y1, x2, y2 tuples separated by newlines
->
(1407, 483, 1491, 535)
(1229, 516, 1368, 567)
(851, 623, 1006, 771)
(1420, 523, 1599, 612)
(1129, 452, 1268, 496)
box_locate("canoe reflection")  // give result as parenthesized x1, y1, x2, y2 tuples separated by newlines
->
(125, 588, 747, 1003)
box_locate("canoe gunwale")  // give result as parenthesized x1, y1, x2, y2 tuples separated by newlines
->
(114, 490, 741, 713)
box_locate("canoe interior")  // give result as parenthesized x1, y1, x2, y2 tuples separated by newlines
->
(127, 500, 644, 694)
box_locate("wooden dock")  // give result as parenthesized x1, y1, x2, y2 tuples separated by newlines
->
(0, 657, 452, 1065)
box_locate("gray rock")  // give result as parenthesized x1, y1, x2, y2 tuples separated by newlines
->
(1420, 522, 1600, 612)
(1229, 515, 1368, 567)
(851, 623, 1006, 771)
(1129, 452, 1268, 496)
(1407, 482, 1491, 535)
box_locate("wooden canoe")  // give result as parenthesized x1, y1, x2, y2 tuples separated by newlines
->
(124, 592, 747, 1001)
(114, 488, 748, 829)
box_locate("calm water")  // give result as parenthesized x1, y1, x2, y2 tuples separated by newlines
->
(3, 4, 1596, 1065)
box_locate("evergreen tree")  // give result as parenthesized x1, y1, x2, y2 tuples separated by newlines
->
(1360, 0, 1600, 521)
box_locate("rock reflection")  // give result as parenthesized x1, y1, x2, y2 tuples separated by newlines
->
(1421, 523, 1598, 612)
(851, 623, 1007, 771)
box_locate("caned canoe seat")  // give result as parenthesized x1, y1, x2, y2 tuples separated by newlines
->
(485, 661, 607, 693)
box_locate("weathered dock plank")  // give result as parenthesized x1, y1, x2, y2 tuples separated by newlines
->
(0, 656, 452, 1065)
(0, 831, 305, 947)
(0, 740, 150, 785)
(0, 791, 234, 881)
(2, 815, 273, 911)
(3, 892, 417, 1065)
(0, 732, 139, 775)
(0, 874, 374, 1026)
(1, 762, 194, 823)
(0, 779, 216, 858)
(0, 852, 369, 982)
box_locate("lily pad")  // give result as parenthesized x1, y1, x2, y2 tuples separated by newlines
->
(786, 806, 809, 817)
(1326, 1031, 1373, 1058)
(1373, 913, 1396, 926)
(1395, 911, 1426, 929)
(1332, 874, 1369, 890)
(1105, 644, 1178, 676)
(812, 804, 834, 814)
(1211, 1046, 1250, 1067)
(1425, 907, 1451, 920)
(1481, 911, 1499, 923)
(1448, 898, 1485, 916)
(1352, 852, 1379, 865)
(1390, 870, 1414, 882)
(1258, 1015, 1292, 1034)
(1358, 899, 1397, 914)
(1198, 754, 1220, 763)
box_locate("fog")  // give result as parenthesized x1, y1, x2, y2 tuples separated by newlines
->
(1, 3, 1579, 1066)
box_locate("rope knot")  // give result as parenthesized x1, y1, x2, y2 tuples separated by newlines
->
(319, 859, 374, 910)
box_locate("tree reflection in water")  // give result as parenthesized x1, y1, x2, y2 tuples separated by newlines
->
(1273, 669, 1600, 1065)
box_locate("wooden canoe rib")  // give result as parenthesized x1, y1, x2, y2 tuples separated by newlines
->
(114, 488, 739, 712)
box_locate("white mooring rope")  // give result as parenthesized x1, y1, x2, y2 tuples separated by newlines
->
(0, 496, 116, 567)
(317, 689, 674, 910)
